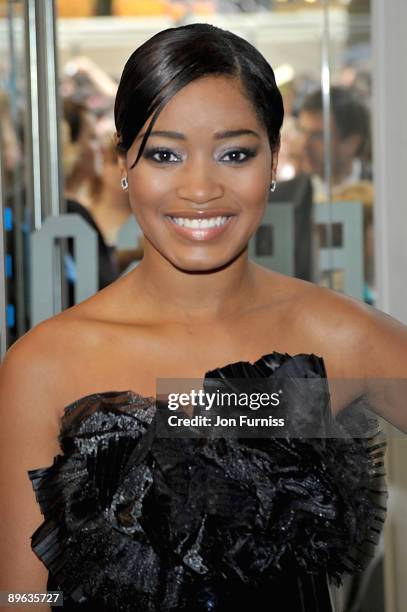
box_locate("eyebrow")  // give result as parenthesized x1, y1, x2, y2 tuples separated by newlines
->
(136, 129, 261, 141)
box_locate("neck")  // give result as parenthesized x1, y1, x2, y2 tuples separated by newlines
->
(129, 241, 260, 325)
(331, 158, 356, 186)
(64, 183, 92, 208)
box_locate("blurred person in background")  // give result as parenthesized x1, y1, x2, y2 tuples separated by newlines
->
(61, 55, 117, 116)
(277, 121, 306, 181)
(340, 64, 372, 103)
(276, 73, 318, 181)
(276, 78, 299, 182)
(89, 127, 144, 274)
(0, 90, 23, 193)
(296, 86, 375, 302)
(61, 57, 143, 274)
(0, 91, 28, 342)
(297, 85, 372, 200)
(62, 98, 120, 301)
(62, 97, 104, 208)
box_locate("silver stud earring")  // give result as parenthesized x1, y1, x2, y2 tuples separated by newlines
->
(121, 176, 128, 190)
(270, 180, 277, 192)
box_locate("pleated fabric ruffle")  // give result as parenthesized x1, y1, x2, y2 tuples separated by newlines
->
(27, 352, 387, 611)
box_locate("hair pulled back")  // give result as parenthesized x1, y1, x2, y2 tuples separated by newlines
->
(114, 23, 284, 168)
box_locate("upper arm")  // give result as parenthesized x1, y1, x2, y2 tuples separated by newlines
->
(312, 290, 407, 432)
(0, 325, 61, 602)
(355, 306, 407, 433)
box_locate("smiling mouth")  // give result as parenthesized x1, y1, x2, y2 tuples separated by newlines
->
(166, 215, 231, 228)
(164, 213, 236, 241)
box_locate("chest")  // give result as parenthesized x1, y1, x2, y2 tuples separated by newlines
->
(88, 316, 312, 390)
(57, 297, 359, 423)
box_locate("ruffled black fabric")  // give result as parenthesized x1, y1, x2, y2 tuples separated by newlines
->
(27, 352, 387, 611)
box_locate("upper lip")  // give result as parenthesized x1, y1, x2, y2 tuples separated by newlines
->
(165, 210, 236, 219)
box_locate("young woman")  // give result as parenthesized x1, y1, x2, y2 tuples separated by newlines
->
(1, 23, 406, 612)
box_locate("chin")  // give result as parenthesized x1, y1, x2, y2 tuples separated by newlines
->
(168, 248, 246, 274)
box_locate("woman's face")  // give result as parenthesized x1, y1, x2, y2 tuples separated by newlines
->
(123, 75, 277, 272)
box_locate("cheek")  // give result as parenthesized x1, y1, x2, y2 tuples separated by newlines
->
(337, 140, 353, 160)
(127, 159, 270, 226)
(127, 172, 167, 230)
(231, 164, 270, 210)
(222, 171, 269, 240)
(331, 138, 343, 155)
(232, 166, 266, 192)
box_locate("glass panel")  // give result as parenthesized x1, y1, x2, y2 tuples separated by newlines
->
(55, 0, 325, 304)
(329, 0, 374, 305)
(0, 1, 388, 610)
(0, 1, 28, 348)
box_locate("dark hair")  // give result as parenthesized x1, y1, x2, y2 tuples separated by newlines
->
(300, 86, 370, 156)
(114, 23, 284, 168)
(62, 98, 90, 142)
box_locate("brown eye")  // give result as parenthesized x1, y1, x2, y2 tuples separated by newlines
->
(143, 148, 181, 164)
(220, 148, 257, 164)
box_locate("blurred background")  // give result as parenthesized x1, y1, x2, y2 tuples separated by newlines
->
(0, 1, 406, 610)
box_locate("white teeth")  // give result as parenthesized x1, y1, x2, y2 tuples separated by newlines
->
(168, 216, 229, 228)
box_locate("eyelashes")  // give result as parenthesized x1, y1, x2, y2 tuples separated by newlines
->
(142, 147, 258, 165)
(219, 148, 258, 164)
(143, 148, 181, 164)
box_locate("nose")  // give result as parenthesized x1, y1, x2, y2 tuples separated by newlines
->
(176, 157, 224, 204)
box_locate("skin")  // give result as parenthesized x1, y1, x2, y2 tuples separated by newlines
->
(1, 74, 407, 600)
(297, 109, 363, 185)
(64, 109, 103, 203)
(89, 141, 143, 271)
(14, 73, 407, 423)
(93, 143, 131, 229)
(7, 74, 407, 425)
(118, 75, 277, 312)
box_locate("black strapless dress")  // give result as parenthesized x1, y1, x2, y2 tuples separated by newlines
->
(27, 352, 387, 611)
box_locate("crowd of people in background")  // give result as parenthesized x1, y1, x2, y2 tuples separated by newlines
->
(60, 58, 144, 303)
(279, 80, 374, 299)
(0, 50, 374, 339)
(60, 54, 374, 295)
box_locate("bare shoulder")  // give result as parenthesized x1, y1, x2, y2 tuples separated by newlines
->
(288, 279, 407, 430)
(0, 303, 106, 419)
(257, 266, 407, 378)
(3, 310, 91, 378)
(0, 314, 85, 595)
(6, 276, 129, 361)
(2, 317, 63, 396)
(284, 276, 407, 378)
(0, 277, 148, 418)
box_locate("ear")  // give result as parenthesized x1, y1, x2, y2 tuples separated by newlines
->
(113, 132, 127, 176)
(117, 154, 127, 177)
(271, 145, 280, 181)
